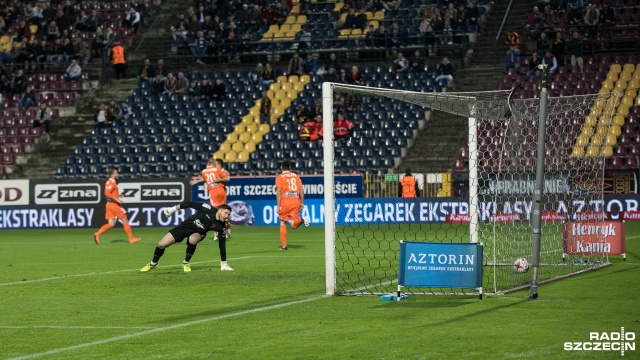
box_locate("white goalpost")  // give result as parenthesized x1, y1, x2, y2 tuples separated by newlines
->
(322, 80, 614, 296)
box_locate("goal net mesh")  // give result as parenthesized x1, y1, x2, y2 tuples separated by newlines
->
(328, 84, 614, 295)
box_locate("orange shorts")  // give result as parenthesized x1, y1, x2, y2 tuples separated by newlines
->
(208, 188, 227, 207)
(278, 200, 302, 222)
(105, 202, 127, 220)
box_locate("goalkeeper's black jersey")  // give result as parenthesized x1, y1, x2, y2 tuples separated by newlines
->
(179, 201, 226, 233)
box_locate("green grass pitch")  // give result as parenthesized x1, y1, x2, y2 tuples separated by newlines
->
(0, 222, 638, 359)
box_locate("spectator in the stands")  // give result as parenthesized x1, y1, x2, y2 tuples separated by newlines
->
(599, 2, 615, 50)
(163, 72, 177, 95)
(435, 56, 455, 87)
(137, 58, 155, 86)
(111, 40, 127, 79)
(526, 6, 543, 33)
(87, 10, 101, 32)
(354, 8, 368, 30)
(211, 78, 226, 100)
(151, 73, 165, 96)
(155, 59, 169, 78)
(171, 14, 189, 45)
(389, 21, 407, 49)
(568, 31, 584, 72)
(541, 50, 558, 75)
(382, 0, 401, 11)
(541, 4, 555, 32)
(362, 24, 376, 48)
(338, 68, 348, 83)
(174, 72, 189, 94)
(61, 37, 75, 65)
(33, 39, 48, 70)
(187, 80, 199, 102)
(584, 3, 599, 41)
(72, 37, 89, 65)
(54, 8, 72, 31)
(551, 31, 565, 67)
(34, 103, 53, 141)
(340, 8, 356, 29)
(122, 7, 141, 35)
(235, 4, 251, 27)
(92, 27, 105, 58)
(321, 53, 342, 76)
(262, 63, 275, 85)
(272, 2, 288, 26)
(454, 3, 467, 33)
(333, 93, 345, 114)
(63, 59, 82, 82)
(194, 4, 207, 24)
(294, 104, 310, 125)
(18, 85, 36, 109)
(117, 101, 131, 121)
(527, 50, 541, 75)
(46, 20, 60, 42)
(419, 22, 438, 56)
(287, 52, 303, 77)
(324, 67, 340, 83)
(9, 68, 27, 94)
(259, 90, 271, 124)
(75, 10, 91, 32)
(299, 116, 319, 141)
(94, 103, 111, 128)
(410, 50, 425, 72)
(198, 78, 212, 101)
(466, 1, 480, 34)
(504, 45, 521, 74)
(301, 53, 317, 75)
(373, 25, 388, 48)
(310, 99, 322, 119)
(442, 9, 454, 44)
(296, 27, 312, 52)
(333, 113, 355, 139)
(393, 52, 409, 75)
(191, 30, 208, 64)
(344, 93, 357, 113)
(346, 65, 364, 86)
(536, 31, 550, 57)
(567, 2, 583, 27)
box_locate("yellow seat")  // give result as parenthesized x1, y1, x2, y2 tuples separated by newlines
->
(334, 2, 344, 12)
(288, 75, 299, 83)
(632, 70, 640, 80)
(293, 82, 305, 91)
(609, 64, 622, 74)
(576, 135, 589, 147)
(283, 31, 297, 41)
(269, 83, 280, 92)
(628, 79, 640, 90)
(606, 72, 619, 81)
(272, 31, 286, 40)
(213, 151, 224, 160)
(636, 95, 640, 106)
(280, 82, 292, 91)
(268, 24, 279, 33)
(247, 123, 258, 134)
(239, 132, 251, 144)
(231, 141, 244, 152)
(267, 89, 276, 99)
(280, 24, 291, 32)
(339, 28, 350, 38)
(584, 115, 598, 127)
(615, 79, 628, 89)
(290, 4, 300, 13)
(622, 95, 634, 107)
(617, 105, 629, 116)
(339, 12, 348, 23)
(612, 115, 625, 126)
(280, 97, 292, 108)
(601, 145, 613, 157)
(291, 23, 301, 32)
(252, 132, 264, 142)
(276, 75, 288, 84)
(623, 63, 635, 73)
(236, 150, 249, 162)
(600, 80, 614, 91)
(244, 141, 256, 152)
(219, 143, 231, 152)
(625, 88, 637, 98)
(226, 132, 238, 143)
(368, 20, 379, 28)
(351, 28, 363, 37)
(605, 134, 617, 146)
(373, 11, 384, 20)
(258, 124, 270, 135)
(223, 151, 237, 162)
(300, 75, 311, 84)
(286, 15, 297, 23)
(609, 125, 621, 137)
(296, 15, 307, 23)
(619, 71, 632, 81)
(571, 146, 585, 158)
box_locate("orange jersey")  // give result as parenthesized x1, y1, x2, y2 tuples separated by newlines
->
(105, 178, 119, 203)
(275, 171, 303, 201)
(201, 165, 230, 191)
(104, 178, 127, 220)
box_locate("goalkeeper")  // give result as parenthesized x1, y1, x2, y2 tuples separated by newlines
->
(140, 202, 234, 273)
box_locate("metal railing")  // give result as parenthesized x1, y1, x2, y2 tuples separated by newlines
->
(494, 0, 515, 64)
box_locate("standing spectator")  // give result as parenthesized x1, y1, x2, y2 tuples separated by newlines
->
(442, 9, 454, 45)
(536, 31, 550, 57)
(211, 78, 226, 100)
(134, 0, 149, 26)
(33, 103, 53, 141)
(191, 30, 208, 64)
(504, 45, 521, 74)
(568, 31, 584, 72)
(455, 3, 467, 33)
(18, 85, 36, 109)
(137, 58, 155, 86)
(262, 63, 275, 85)
(9, 69, 27, 95)
(599, 2, 615, 50)
(392, 52, 409, 75)
(399, 168, 420, 198)
(410, 50, 425, 72)
(299, 116, 319, 141)
(275, 160, 310, 251)
(583, 3, 599, 41)
(551, 31, 565, 67)
(72, 37, 89, 65)
(466, 1, 481, 34)
(301, 53, 317, 75)
(420, 22, 439, 56)
(567, 2, 583, 27)
(435, 56, 455, 87)
(111, 41, 127, 79)
(542, 50, 558, 75)
(389, 21, 407, 49)
(287, 52, 303, 77)
(33, 40, 49, 71)
(87, 10, 101, 32)
(333, 113, 355, 139)
(92, 27, 105, 58)
(122, 8, 141, 35)
(259, 90, 271, 124)
(63, 59, 82, 82)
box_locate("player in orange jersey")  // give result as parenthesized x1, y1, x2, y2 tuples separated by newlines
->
(201, 157, 231, 239)
(93, 168, 141, 245)
(275, 161, 309, 250)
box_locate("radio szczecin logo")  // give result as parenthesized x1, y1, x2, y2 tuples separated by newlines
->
(564, 328, 636, 356)
(35, 184, 100, 204)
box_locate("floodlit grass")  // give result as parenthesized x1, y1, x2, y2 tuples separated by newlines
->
(0, 222, 638, 359)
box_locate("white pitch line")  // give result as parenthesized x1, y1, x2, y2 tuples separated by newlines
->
(0, 255, 322, 287)
(8, 294, 329, 360)
(1, 326, 155, 330)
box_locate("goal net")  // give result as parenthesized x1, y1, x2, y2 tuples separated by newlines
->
(322, 82, 614, 296)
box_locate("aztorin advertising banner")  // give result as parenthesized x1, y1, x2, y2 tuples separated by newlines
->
(398, 242, 483, 289)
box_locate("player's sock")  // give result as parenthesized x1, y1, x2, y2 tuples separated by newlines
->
(96, 224, 111, 236)
(123, 223, 134, 240)
(292, 218, 303, 229)
(151, 246, 165, 264)
(184, 242, 197, 263)
(280, 225, 287, 248)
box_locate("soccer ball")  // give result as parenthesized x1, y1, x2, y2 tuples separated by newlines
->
(513, 257, 530, 273)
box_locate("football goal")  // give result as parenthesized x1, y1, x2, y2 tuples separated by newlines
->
(321, 81, 615, 296)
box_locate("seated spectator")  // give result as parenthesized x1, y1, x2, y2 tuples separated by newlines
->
(410, 50, 425, 72)
(354, 8, 368, 30)
(286, 53, 303, 77)
(299, 116, 320, 141)
(191, 30, 208, 64)
(466, 1, 481, 34)
(122, 8, 141, 34)
(294, 104, 310, 125)
(163, 72, 177, 95)
(504, 45, 521, 74)
(211, 78, 226, 100)
(259, 90, 271, 124)
(346, 66, 364, 86)
(9, 69, 27, 94)
(199, 79, 212, 101)
(435, 56, 455, 87)
(108, 99, 120, 120)
(568, 31, 584, 72)
(301, 53, 317, 75)
(72, 37, 89, 65)
(171, 14, 189, 45)
(392, 52, 409, 75)
(188, 80, 199, 102)
(137, 58, 156, 86)
(323, 67, 340, 83)
(262, 63, 275, 85)
(95, 103, 111, 128)
(33, 103, 53, 141)
(541, 50, 558, 74)
(18, 85, 37, 109)
(174, 72, 189, 94)
(117, 101, 131, 120)
(151, 73, 166, 96)
(333, 113, 355, 139)
(63, 59, 82, 82)
(526, 50, 541, 75)
(249, 63, 264, 84)
(319, 53, 342, 76)
(344, 93, 357, 112)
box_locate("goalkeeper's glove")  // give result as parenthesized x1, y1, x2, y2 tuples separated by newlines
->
(163, 205, 178, 217)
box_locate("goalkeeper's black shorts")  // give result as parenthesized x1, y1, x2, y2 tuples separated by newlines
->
(169, 223, 208, 243)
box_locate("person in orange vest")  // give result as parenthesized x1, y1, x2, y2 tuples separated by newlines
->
(111, 40, 127, 79)
(333, 113, 355, 139)
(299, 116, 319, 141)
(399, 168, 420, 198)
